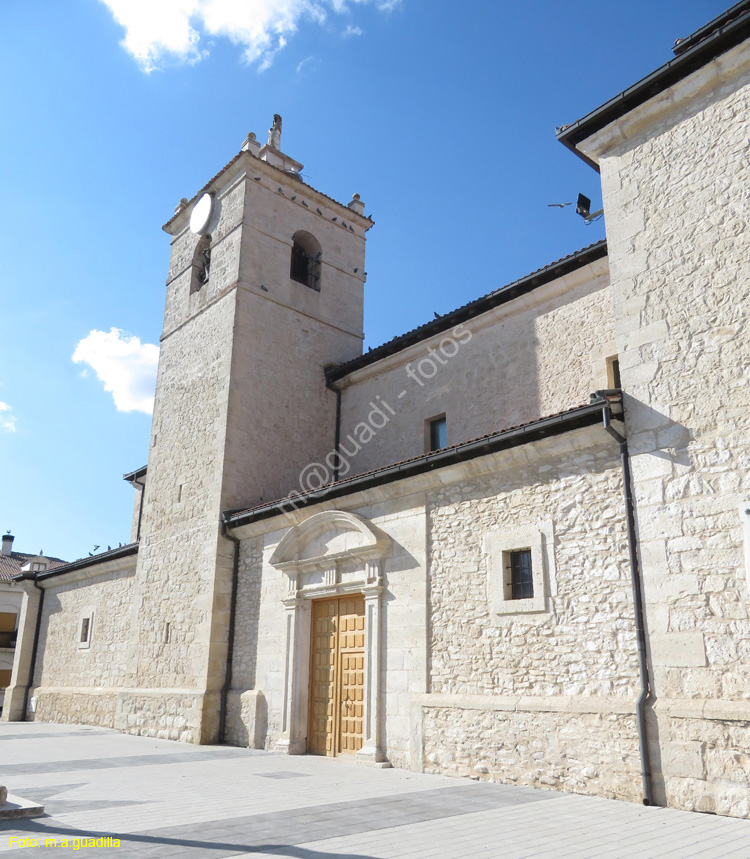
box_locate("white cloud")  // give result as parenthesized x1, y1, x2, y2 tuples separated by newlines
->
(343, 24, 363, 37)
(73, 328, 159, 415)
(0, 402, 16, 433)
(98, 0, 400, 72)
(296, 55, 320, 74)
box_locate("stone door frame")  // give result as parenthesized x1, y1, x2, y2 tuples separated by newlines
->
(270, 510, 389, 766)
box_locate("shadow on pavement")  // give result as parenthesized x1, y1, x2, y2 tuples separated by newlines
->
(1, 818, 378, 858)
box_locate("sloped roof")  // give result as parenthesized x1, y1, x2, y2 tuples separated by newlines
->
(31, 543, 139, 583)
(673, 1, 750, 55)
(0, 552, 67, 583)
(557, 1, 750, 169)
(326, 240, 608, 384)
(223, 395, 618, 529)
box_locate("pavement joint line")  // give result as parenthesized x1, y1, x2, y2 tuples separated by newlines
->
(2, 723, 750, 859)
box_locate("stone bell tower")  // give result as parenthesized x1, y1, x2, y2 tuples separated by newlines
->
(119, 116, 374, 743)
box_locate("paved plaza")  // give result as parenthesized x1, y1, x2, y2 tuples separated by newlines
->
(1, 723, 749, 858)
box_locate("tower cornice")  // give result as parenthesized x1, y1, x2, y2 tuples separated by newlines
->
(163, 149, 374, 237)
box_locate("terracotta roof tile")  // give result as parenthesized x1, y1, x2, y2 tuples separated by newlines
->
(0, 552, 67, 583)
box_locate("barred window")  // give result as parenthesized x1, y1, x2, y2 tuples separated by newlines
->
(508, 549, 533, 600)
(486, 525, 552, 615)
(290, 231, 321, 291)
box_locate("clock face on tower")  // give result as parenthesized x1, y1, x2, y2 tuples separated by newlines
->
(189, 193, 213, 235)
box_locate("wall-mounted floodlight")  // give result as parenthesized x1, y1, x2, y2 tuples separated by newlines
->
(576, 193, 604, 224)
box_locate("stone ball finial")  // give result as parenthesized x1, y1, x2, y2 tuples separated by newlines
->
(348, 193, 365, 215)
(248, 132, 256, 141)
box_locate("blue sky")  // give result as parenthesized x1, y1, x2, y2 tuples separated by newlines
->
(1, 0, 731, 561)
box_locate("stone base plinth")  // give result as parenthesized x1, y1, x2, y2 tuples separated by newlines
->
(0, 793, 45, 820)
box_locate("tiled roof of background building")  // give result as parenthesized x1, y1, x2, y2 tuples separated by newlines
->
(0, 552, 67, 583)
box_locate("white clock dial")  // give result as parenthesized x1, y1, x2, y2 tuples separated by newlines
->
(189, 193, 213, 235)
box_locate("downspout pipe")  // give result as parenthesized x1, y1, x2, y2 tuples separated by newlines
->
(326, 379, 342, 482)
(601, 399, 654, 806)
(218, 522, 240, 745)
(134, 475, 146, 542)
(22, 576, 45, 722)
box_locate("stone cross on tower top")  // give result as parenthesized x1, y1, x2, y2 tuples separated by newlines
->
(268, 114, 282, 150)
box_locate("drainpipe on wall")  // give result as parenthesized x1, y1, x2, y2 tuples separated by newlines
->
(596, 391, 654, 806)
(218, 523, 240, 745)
(21, 575, 45, 722)
(134, 476, 146, 542)
(326, 380, 342, 482)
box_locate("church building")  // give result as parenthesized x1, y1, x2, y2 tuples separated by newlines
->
(4, 2, 750, 819)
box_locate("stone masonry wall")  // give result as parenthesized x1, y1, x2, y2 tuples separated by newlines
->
(34, 568, 136, 690)
(226, 536, 263, 745)
(421, 429, 643, 798)
(221, 171, 367, 511)
(338, 261, 615, 477)
(31, 564, 136, 727)
(122, 176, 246, 742)
(588, 44, 750, 815)
(121, 144, 372, 743)
(428, 436, 636, 699)
(130, 288, 236, 692)
(422, 706, 641, 802)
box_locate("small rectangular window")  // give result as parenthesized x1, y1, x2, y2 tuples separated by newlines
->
(0, 668, 12, 689)
(78, 609, 94, 650)
(429, 416, 447, 452)
(607, 355, 621, 389)
(508, 549, 533, 600)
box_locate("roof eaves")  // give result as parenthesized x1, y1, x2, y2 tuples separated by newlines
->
(673, 1, 750, 55)
(162, 151, 374, 234)
(123, 465, 147, 482)
(223, 395, 617, 530)
(557, 4, 750, 168)
(27, 543, 139, 583)
(326, 240, 607, 383)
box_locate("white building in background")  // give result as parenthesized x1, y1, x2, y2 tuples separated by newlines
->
(0, 534, 65, 712)
(4, 3, 750, 819)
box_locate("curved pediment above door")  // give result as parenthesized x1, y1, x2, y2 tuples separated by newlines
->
(270, 510, 390, 575)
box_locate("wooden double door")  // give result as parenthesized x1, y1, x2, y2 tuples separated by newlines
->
(308, 595, 365, 756)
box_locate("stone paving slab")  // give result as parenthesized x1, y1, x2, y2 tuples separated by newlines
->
(1, 722, 750, 858)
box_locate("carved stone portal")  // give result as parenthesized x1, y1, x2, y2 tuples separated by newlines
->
(270, 510, 390, 765)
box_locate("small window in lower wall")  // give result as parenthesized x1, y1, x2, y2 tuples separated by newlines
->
(77, 609, 95, 650)
(507, 548, 533, 600)
(485, 523, 555, 615)
(0, 668, 12, 689)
